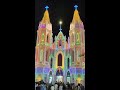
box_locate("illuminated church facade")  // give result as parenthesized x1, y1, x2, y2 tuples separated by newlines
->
(35, 5, 85, 85)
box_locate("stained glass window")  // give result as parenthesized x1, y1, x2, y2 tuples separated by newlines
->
(58, 54, 62, 66)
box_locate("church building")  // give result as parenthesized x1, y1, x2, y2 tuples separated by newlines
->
(35, 5, 85, 85)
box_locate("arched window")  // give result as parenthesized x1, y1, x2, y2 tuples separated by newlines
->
(58, 54, 62, 66)
(72, 51, 74, 61)
(59, 40, 62, 46)
(37, 34, 39, 44)
(47, 34, 49, 43)
(76, 33, 79, 42)
(42, 33, 45, 42)
(67, 58, 70, 69)
(72, 34, 74, 42)
(46, 51, 48, 61)
(50, 58, 52, 68)
(40, 50, 43, 62)
(35, 47, 38, 62)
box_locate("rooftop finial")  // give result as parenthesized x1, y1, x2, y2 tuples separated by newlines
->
(45, 6, 49, 10)
(74, 5, 78, 10)
(59, 21, 62, 31)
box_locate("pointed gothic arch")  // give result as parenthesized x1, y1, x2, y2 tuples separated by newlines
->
(72, 33, 74, 42)
(50, 58, 53, 68)
(47, 34, 49, 43)
(58, 54, 62, 66)
(72, 50, 74, 62)
(56, 51, 64, 69)
(67, 58, 70, 69)
(46, 50, 48, 61)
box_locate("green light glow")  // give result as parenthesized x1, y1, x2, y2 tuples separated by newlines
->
(40, 50, 43, 62)
(76, 32, 80, 45)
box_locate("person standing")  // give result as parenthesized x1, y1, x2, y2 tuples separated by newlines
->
(77, 83, 81, 90)
(43, 83, 46, 90)
(40, 84, 44, 90)
(55, 83, 58, 90)
(59, 84, 63, 90)
(51, 84, 54, 90)
(36, 83, 40, 90)
(80, 84, 85, 90)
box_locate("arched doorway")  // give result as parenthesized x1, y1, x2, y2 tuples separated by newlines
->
(49, 71, 52, 83)
(67, 71, 70, 83)
(56, 67, 63, 82)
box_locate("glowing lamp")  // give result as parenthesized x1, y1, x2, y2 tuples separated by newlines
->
(59, 21, 62, 25)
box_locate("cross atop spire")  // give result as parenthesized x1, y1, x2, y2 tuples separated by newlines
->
(45, 6, 49, 10)
(74, 5, 78, 10)
(59, 21, 62, 31)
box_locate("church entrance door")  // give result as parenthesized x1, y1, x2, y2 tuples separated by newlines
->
(56, 67, 63, 82)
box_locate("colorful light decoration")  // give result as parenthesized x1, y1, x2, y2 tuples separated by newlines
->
(41, 33, 45, 45)
(39, 24, 46, 28)
(35, 5, 85, 84)
(70, 67, 76, 73)
(76, 68, 82, 74)
(75, 23, 80, 28)
(40, 50, 43, 62)
(80, 23, 84, 29)
(82, 69, 85, 75)
(37, 67, 43, 73)
(44, 68, 50, 74)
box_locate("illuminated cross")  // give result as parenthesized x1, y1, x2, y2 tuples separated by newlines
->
(45, 6, 49, 10)
(59, 21, 62, 31)
(74, 5, 78, 10)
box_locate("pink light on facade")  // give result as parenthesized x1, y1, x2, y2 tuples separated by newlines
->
(80, 22, 84, 29)
(38, 24, 46, 28)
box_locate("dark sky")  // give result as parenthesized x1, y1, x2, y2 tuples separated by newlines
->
(35, 0, 85, 41)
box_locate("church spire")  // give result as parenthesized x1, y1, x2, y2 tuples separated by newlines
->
(41, 6, 50, 23)
(72, 5, 82, 23)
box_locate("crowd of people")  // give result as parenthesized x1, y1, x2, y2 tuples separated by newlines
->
(35, 80, 85, 90)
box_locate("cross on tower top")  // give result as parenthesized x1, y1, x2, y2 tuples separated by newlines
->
(74, 5, 78, 10)
(59, 21, 62, 31)
(45, 6, 49, 10)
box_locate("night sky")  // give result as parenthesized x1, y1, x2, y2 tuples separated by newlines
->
(35, 0, 85, 41)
